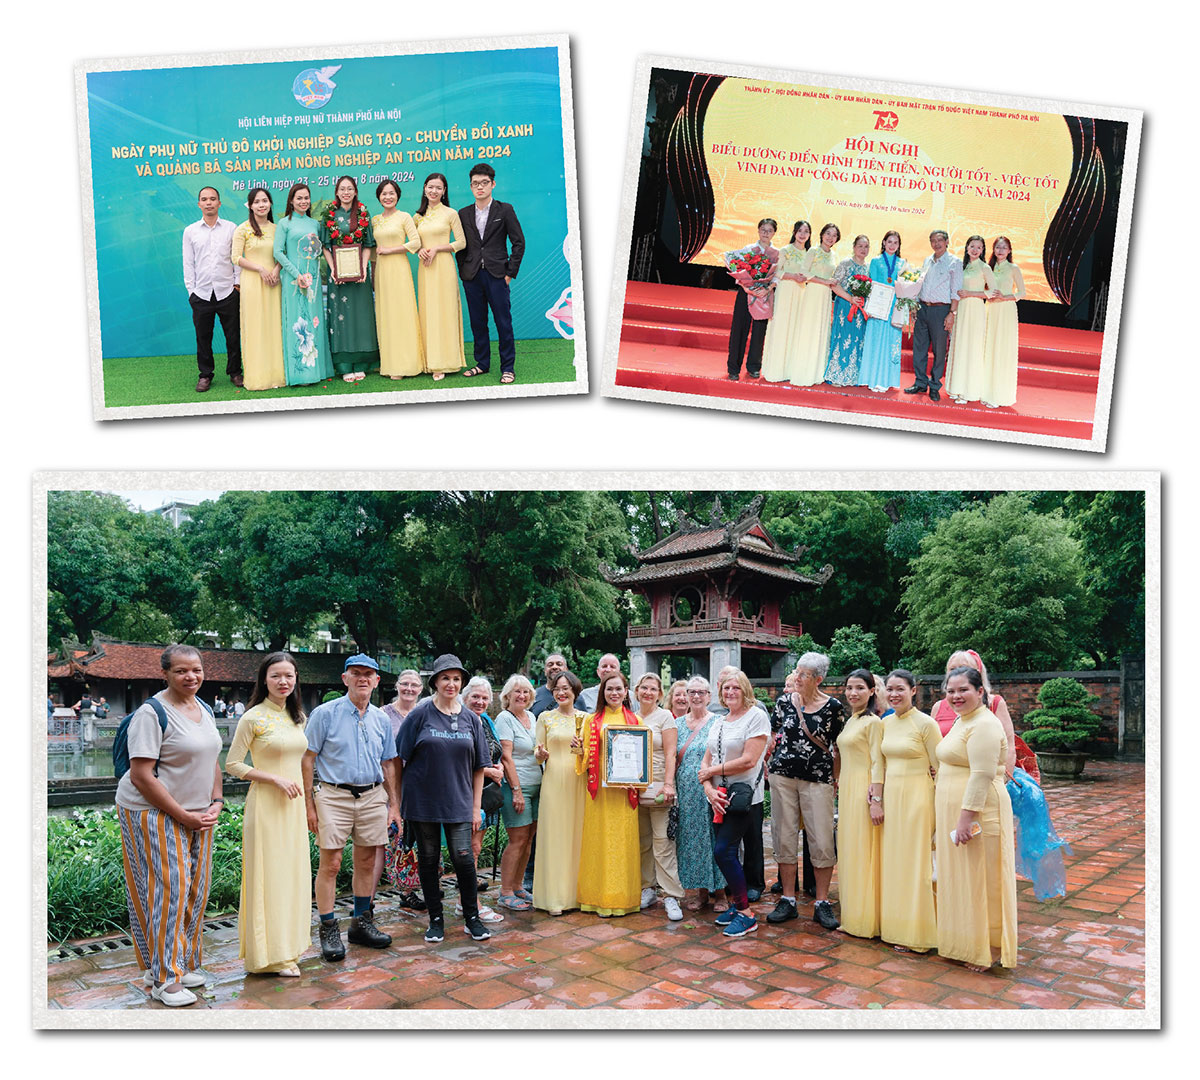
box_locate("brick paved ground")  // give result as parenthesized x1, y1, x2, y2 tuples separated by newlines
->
(44, 760, 1147, 1013)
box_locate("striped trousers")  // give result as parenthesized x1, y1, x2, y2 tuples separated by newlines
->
(117, 806, 214, 984)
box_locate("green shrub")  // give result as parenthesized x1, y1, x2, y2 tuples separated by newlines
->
(1021, 678, 1104, 753)
(46, 805, 355, 945)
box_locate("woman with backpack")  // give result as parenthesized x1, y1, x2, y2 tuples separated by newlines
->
(114, 645, 223, 1007)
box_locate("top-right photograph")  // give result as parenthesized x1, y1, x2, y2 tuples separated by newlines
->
(604, 58, 1141, 452)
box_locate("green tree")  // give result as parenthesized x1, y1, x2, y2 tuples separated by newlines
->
(1063, 490, 1146, 663)
(47, 491, 198, 644)
(898, 493, 1098, 672)
(397, 490, 629, 676)
(182, 492, 335, 650)
(762, 490, 902, 663)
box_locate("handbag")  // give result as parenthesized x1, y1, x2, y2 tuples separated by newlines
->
(481, 781, 503, 815)
(383, 821, 423, 892)
(717, 721, 765, 816)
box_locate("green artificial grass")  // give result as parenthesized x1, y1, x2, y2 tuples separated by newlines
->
(101, 338, 578, 408)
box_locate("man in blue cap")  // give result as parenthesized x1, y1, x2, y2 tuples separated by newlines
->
(302, 653, 401, 961)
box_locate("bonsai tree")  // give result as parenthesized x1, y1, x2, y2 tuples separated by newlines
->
(1021, 678, 1104, 754)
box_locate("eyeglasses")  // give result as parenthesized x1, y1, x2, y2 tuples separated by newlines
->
(687, 690, 710, 696)
(470, 179, 492, 187)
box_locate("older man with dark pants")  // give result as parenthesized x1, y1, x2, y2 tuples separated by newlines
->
(905, 229, 963, 403)
(303, 653, 400, 961)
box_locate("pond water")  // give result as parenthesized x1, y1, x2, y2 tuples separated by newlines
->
(47, 749, 232, 781)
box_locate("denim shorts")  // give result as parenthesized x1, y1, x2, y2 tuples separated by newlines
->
(500, 781, 540, 828)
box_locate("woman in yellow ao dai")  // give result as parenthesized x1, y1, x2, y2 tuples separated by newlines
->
(761, 221, 811, 383)
(879, 671, 942, 952)
(834, 670, 884, 939)
(946, 236, 998, 403)
(412, 173, 466, 377)
(371, 179, 425, 378)
(574, 675, 642, 916)
(934, 667, 1018, 971)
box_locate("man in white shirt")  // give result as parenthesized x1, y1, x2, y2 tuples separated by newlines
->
(577, 653, 627, 712)
(182, 186, 243, 392)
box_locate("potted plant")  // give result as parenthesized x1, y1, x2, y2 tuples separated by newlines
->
(1020, 678, 1104, 779)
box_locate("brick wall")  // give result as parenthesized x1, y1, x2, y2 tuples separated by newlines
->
(752, 670, 1123, 758)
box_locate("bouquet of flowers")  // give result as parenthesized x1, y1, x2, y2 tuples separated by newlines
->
(844, 273, 873, 322)
(724, 248, 775, 319)
(892, 267, 923, 328)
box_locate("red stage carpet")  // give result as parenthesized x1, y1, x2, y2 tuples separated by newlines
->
(615, 282, 1100, 441)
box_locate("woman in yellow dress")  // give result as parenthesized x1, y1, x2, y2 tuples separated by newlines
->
(230, 188, 285, 391)
(879, 669, 942, 953)
(413, 172, 466, 380)
(371, 179, 425, 378)
(983, 236, 1026, 408)
(834, 668, 884, 939)
(786, 223, 839, 386)
(225, 652, 311, 976)
(935, 665, 1018, 971)
(761, 220, 811, 382)
(532, 670, 588, 915)
(946, 235, 998, 403)
(574, 672, 643, 916)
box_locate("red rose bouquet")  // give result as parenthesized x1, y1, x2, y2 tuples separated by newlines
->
(724, 249, 775, 320)
(844, 273, 873, 322)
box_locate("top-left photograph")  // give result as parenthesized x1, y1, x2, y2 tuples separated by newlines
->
(76, 35, 584, 420)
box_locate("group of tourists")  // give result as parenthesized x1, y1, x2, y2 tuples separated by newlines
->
(182, 163, 525, 393)
(113, 641, 1026, 1007)
(726, 222, 1025, 408)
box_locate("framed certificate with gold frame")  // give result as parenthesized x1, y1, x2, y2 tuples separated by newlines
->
(332, 244, 365, 283)
(602, 724, 652, 789)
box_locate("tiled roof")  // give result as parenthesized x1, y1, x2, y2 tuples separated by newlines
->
(47, 636, 347, 685)
(607, 551, 826, 587)
(636, 515, 798, 564)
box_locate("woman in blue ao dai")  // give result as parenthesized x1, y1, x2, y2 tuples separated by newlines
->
(858, 231, 907, 392)
(824, 234, 871, 386)
(273, 184, 335, 386)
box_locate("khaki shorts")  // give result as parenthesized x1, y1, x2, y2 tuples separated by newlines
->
(770, 774, 836, 867)
(314, 782, 388, 849)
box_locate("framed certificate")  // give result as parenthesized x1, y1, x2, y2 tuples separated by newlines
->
(864, 281, 894, 321)
(332, 244, 365, 283)
(602, 724, 652, 789)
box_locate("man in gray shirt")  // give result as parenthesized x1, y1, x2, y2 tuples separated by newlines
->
(904, 229, 963, 403)
(577, 653, 624, 712)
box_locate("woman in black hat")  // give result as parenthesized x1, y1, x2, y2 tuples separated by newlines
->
(395, 654, 493, 944)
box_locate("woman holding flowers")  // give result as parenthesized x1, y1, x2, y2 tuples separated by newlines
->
(225, 652, 310, 977)
(946, 235, 997, 404)
(857, 231, 909, 392)
(983, 236, 1025, 408)
(230, 187, 285, 391)
(320, 175, 379, 382)
(825, 234, 872, 386)
(413, 172, 467, 380)
(371, 179, 425, 379)
(575, 672, 643, 916)
(762, 220, 811, 383)
(273, 184, 334, 386)
(786, 223, 840, 386)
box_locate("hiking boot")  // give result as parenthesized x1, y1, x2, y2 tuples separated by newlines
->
(767, 898, 799, 924)
(318, 919, 345, 961)
(347, 908, 391, 949)
(813, 900, 840, 930)
(424, 917, 445, 943)
(463, 914, 492, 941)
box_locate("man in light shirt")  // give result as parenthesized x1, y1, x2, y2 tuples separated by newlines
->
(577, 653, 626, 712)
(182, 186, 243, 393)
(904, 229, 963, 403)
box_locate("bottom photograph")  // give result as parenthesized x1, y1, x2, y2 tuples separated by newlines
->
(34, 473, 1156, 1028)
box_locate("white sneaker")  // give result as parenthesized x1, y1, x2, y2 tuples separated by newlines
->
(663, 896, 683, 921)
(144, 969, 206, 988)
(150, 982, 197, 1007)
(455, 901, 504, 923)
(640, 887, 658, 909)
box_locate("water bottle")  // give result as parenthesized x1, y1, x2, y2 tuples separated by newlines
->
(712, 786, 727, 824)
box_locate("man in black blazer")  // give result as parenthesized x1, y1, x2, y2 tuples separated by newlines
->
(456, 163, 526, 382)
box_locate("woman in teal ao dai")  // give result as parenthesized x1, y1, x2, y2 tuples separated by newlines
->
(672, 678, 726, 908)
(824, 234, 871, 386)
(858, 231, 908, 391)
(273, 184, 334, 386)
(319, 175, 379, 380)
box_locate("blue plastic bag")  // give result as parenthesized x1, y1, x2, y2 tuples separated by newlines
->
(1006, 766, 1072, 900)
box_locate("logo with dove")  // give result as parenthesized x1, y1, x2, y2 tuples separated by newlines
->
(292, 65, 342, 110)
